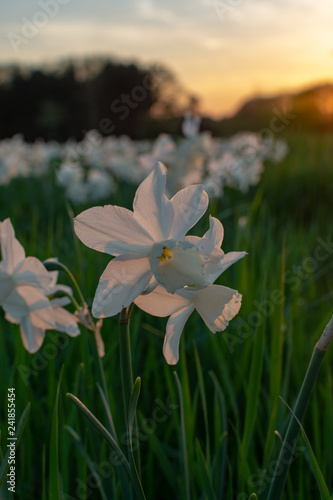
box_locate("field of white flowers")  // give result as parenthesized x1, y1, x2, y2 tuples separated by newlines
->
(0, 120, 332, 500)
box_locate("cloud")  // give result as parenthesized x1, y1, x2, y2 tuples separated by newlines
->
(1, 0, 333, 115)
(137, 0, 175, 22)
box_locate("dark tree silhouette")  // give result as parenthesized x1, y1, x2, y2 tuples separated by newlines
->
(0, 58, 193, 141)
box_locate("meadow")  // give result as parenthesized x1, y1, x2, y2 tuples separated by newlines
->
(0, 131, 332, 500)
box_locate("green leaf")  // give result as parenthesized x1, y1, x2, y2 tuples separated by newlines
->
(195, 439, 217, 500)
(194, 345, 211, 464)
(264, 241, 286, 465)
(49, 365, 64, 500)
(66, 393, 131, 476)
(281, 398, 331, 500)
(97, 383, 118, 442)
(240, 300, 265, 482)
(42, 445, 46, 500)
(65, 425, 109, 500)
(174, 371, 191, 500)
(128, 377, 146, 500)
(67, 392, 146, 500)
(209, 371, 228, 499)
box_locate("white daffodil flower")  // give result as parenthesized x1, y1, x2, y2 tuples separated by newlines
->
(182, 112, 201, 138)
(135, 216, 245, 364)
(0, 221, 80, 352)
(74, 162, 211, 318)
(0, 218, 55, 352)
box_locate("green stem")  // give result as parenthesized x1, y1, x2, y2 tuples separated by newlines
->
(119, 305, 134, 424)
(266, 316, 333, 500)
(43, 259, 86, 307)
(119, 305, 141, 480)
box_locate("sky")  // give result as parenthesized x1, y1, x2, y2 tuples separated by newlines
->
(1, 0, 333, 117)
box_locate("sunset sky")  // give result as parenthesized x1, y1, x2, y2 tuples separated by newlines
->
(1, 0, 333, 117)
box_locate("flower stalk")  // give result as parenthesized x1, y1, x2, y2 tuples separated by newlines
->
(119, 304, 135, 423)
(119, 304, 141, 481)
(267, 315, 333, 500)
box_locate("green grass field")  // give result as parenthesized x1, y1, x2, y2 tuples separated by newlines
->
(0, 131, 333, 500)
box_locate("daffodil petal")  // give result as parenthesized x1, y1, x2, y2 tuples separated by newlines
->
(163, 304, 195, 365)
(52, 306, 80, 337)
(2, 289, 30, 319)
(0, 218, 25, 273)
(74, 205, 154, 257)
(92, 254, 153, 318)
(203, 216, 224, 248)
(219, 251, 247, 275)
(133, 162, 173, 241)
(169, 184, 209, 239)
(17, 290, 56, 353)
(15, 257, 53, 290)
(0, 271, 14, 303)
(20, 320, 45, 353)
(2, 286, 53, 322)
(186, 217, 224, 256)
(28, 302, 55, 330)
(194, 285, 242, 333)
(135, 285, 190, 317)
(198, 250, 247, 286)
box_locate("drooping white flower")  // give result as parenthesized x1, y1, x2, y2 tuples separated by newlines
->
(135, 216, 245, 364)
(0, 218, 55, 352)
(73, 162, 212, 318)
(0, 220, 80, 352)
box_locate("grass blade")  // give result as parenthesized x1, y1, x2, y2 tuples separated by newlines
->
(194, 345, 211, 464)
(267, 346, 326, 500)
(195, 438, 217, 500)
(280, 398, 331, 500)
(42, 445, 46, 500)
(67, 392, 147, 500)
(209, 371, 228, 499)
(65, 425, 109, 500)
(128, 377, 146, 500)
(239, 305, 265, 483)
(97, 383, 118, 442)
(66, 393, 131, 476)
(264, 240, 286, 465)
(174, 371, 191, 500)
(49, 365, 64, 500)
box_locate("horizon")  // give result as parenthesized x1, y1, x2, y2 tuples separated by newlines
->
(2, 0, 333, 118)
(1, 56, 333, 121)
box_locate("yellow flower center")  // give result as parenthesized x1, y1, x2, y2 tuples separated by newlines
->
(158, 246, 172, 262)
